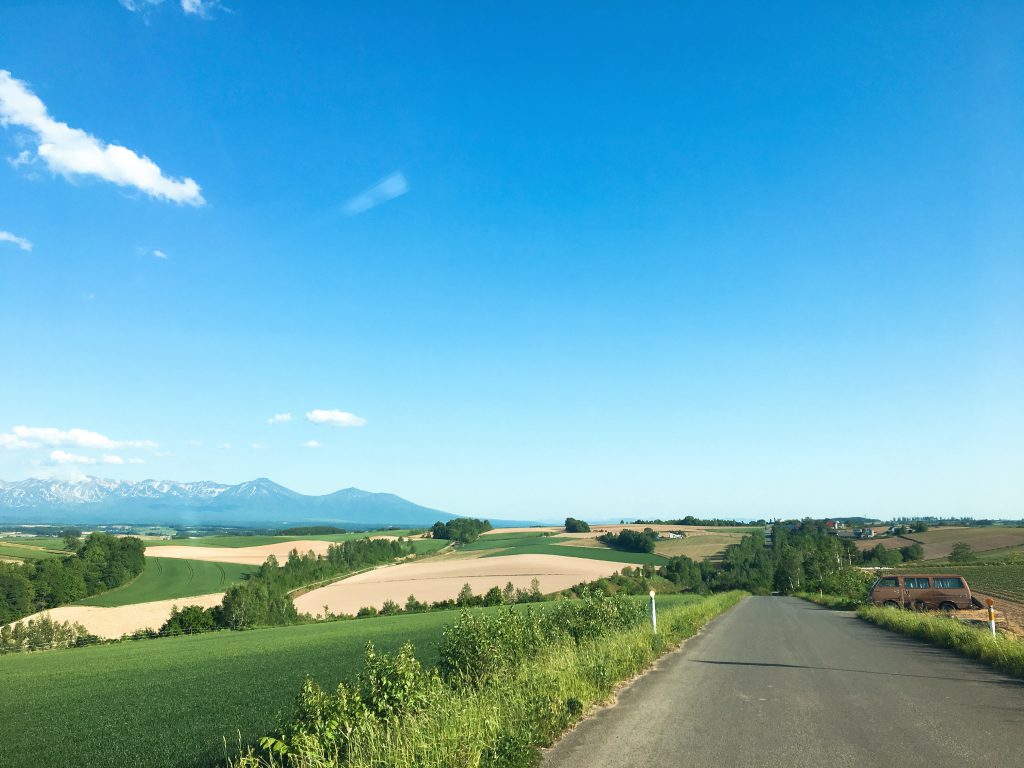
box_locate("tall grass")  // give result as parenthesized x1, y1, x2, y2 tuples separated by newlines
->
(230, 591, 746, 768)
(858, 605, 1024, 679)
(794, 592, 862, 610)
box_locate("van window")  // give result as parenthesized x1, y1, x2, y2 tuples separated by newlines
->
(904, 577, 931, 589)
(933, 577, 964, 589)
(875, 577, 898, 588)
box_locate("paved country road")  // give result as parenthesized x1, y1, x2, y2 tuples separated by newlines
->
(544, 596, 1024, 768)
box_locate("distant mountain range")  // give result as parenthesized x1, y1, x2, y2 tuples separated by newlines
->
(0, 476, 460, 528)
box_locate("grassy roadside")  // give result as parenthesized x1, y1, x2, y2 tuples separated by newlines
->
(857, 604, 1024, 679)
(231, 591, 747, 768)
(794, 592, 862, 610)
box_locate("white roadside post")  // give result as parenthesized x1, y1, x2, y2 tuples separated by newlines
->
(650, 589, 657, 634)
(987, 598, 996, 637)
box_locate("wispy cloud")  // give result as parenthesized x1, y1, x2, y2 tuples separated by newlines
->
(342, 172, 408, 216)
(0, 70, 205, 205)
(152, 249, 168, 259)
(119, 0, 218, 18)
(267, 412, 292, 425)
(250, 442, 267, 450)
(0, 230, 32, 252)
(306, 409, 367, 428)
(301, 440, 322, 449)
(3, 425, 157, 450)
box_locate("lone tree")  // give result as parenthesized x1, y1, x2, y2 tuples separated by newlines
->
(949, 542, 976, 563)
(564, 517, 591, 533)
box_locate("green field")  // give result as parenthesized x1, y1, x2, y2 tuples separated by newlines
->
(0, 595, 697, 768)
(0, 543, 64, 560)
(76, 557, 257, 607)
(483, 541, 667, 565)
(461, 531, 667, 565)
(410, 538, 449, 554)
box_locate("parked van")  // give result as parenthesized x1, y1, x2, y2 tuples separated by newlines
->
(868, 573, 974, 611)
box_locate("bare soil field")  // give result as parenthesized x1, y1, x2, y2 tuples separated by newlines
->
(294, 554, 623, 617)
(151, 541, 335, 566)
(10, 593, 224, 639)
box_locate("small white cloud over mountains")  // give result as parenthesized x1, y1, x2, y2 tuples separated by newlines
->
(342, 172, 408, 215)
(0, 230, 32, 251)
(306, 409, 367, 428)
(267, 412, 292, 424)
(0, 70, 205, 205)
(49, 450, 143, 465)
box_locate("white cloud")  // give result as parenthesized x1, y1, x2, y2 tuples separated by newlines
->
(0, 433, 33, 449)
(306, 409, 367, 428)
(342, 172, 408, 215)
(267, 412, 292, 425)
(101, 454, 142, 465)
(0, 231, 32, 252)
(0, 70, 205, 205)
(6, 425, 157, 450)
(250, 442, 267, 450)
(301, 440, 322, 449)
(152, 249, 168, 259)
(50, 449, 95, 465)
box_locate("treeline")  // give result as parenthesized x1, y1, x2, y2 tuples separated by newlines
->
(599, 528, 657, 554)
(0, 533, 145, 624)
(430, 518, 492, 543)
(161, 537, 411, 634)
(277, 525, 347, 535)
(633, 516, 767, 527)
(564, 517, 590, 533)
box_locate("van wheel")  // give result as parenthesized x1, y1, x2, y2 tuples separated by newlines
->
(883, 600, 899, 608)
(939, 602, 956, 613)
(912, 600, 927, 611)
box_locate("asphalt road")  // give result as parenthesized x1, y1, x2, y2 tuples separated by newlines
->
(544, 596, 1024, 768)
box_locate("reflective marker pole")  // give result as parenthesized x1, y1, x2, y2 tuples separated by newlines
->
(650, 589, 657, 634)
(987, 598, 996, 637)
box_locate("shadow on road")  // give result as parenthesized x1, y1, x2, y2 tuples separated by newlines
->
(689, 658, 1024, 688)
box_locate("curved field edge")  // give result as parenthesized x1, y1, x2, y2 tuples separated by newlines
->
(0, 595, 704, 768)
(857, 605, 1024, 679)
(231, 592, 747, 768)
(75, 557, 257, 607)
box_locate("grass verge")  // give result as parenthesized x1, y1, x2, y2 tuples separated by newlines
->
(230, 591, 746, 767)
(857, 604, 1024, 679)
(794, 592, 862, 610)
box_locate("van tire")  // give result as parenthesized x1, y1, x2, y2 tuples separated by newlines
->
(883, 600, 899, 608)
(939, 602, 956, 613)
(911, 600, 927, 611)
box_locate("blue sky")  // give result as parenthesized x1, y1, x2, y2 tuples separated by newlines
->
(1, 2, 1021, 521)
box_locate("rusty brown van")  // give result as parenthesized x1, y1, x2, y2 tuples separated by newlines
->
(868, 573, 974, 611)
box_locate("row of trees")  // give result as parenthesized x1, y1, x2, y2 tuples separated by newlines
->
(0, 533, 145, 624)
(633, 516, 767, 527)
